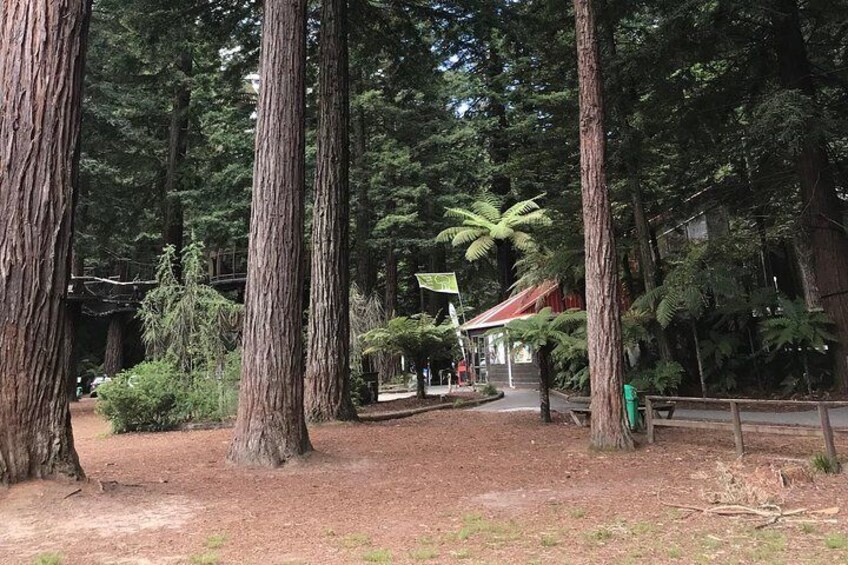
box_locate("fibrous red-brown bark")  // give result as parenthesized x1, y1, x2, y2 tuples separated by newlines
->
(227, 0, 312, 466)
(0, 0, 92, 484)
(773, 0, 848, 391)
(305, 0, 358, 423)
(573, 0, 634, 450)
(163, 49, 193, 269)
(104, 314, 125, 377)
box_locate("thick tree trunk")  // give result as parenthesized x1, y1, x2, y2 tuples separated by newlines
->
(0, 0, 91, 484)
(228, 0, 312, 466)
(573, 0, 633, 451)
(378, 247, 401, 383)
(104, 314, 125, 377)
(773, 0, 848, 391)
(163, 48, 193, 268)
(415, 365, 427, 399)
(538, 348, 553, 424)
(305, 0, 357, 423)
(352, 99, 376, 295)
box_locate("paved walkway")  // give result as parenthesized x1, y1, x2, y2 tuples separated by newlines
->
(472, 388, 848, 428)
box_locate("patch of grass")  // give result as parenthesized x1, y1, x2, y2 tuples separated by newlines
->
(585, 527, 613, 544)
(825, 533, 848, 550)
(205, 534, 227, 550)
(455, 513, 520, 544)
(700, 535, 723, 551)
(450, 548, 472, 560)
(799, 523, 817, 535)
(667, 546, 683, 559)
(569, 508, 587, 519)
(362, 548, 392, 563)
(540, 533, 558, 547)
(749, 530, 786, 561)
(189, 552, 220, 565)
(630, 521, 654, 536)
(408, 547, 439, 561)
(811, 454, 841, 474)
(32, 553, 63, 565)
(341, 532, 372, 548)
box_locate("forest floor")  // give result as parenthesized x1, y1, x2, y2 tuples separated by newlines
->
(1, 400, 847, 565)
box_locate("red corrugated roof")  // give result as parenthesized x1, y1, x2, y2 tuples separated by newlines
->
(463, 280, 561, 332)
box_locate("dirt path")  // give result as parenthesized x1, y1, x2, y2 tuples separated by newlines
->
(1, 400, 847, 564)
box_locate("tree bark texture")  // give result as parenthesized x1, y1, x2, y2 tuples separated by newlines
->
(103, 314, 125, 377)
(0, 0, 91, 484)
(163, 48, 193, 268)
(228, 0, 312, 466)
(538, 347, 553, 424)
(573, 0, 634, 450)
(352, 101, 376, 295)
(305, 0, 357, 423)
(773, 0, 848, 391)
(378, 247, 401, 383)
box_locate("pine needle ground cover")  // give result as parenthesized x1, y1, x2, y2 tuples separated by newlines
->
(1, 401, 846, 564)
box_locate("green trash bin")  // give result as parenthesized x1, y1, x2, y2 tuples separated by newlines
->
(624, 384, 640, 430)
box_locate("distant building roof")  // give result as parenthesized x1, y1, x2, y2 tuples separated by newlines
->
(463, 280, 562, 332)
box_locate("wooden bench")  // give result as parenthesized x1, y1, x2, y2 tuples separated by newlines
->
(645, 396, 848, 466)
(569, 403, 675, 428)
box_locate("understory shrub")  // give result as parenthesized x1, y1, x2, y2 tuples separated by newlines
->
(96, 361, 183, 433)
(97, 352, 241, 433)
(629, 361, 684, 395)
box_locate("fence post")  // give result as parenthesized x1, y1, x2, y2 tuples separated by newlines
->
(646, 397, 655, 444)
(730, 401, 744, 458)
(818, 403, 839, 469)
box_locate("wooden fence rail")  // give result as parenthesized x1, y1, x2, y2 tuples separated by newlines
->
(645, 396, 847, 466)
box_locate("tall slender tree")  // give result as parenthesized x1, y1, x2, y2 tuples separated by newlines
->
(572, 0, 633, 450)
(772, 0, 848, 391)
(0, 0, 92, 484)
(305, 0, 358, 422)
(228, 0, 312, 466)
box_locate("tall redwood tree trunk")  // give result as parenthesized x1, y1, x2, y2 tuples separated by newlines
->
(305, 0, 357, 422)
(163, 48, 193, 270)
(228, 0, 312, 466)
(104, 314, 126, 377)
(773, 0, 848, 391)
(0, 0, 91, 484)
(378, 247, 401, 383)
(573, 0, 633, 450)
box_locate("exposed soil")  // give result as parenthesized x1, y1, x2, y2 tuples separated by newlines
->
(1, 399, 847, 564)
(359, 393, 484, 415)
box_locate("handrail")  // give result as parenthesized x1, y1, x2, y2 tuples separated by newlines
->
(645, 395, 842, 467)
(645, 395, 848, 408)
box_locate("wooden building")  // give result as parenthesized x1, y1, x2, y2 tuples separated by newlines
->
(463, 281, 583, 388)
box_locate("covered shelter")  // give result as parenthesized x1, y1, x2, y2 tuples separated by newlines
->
(463, 281, 583, 388)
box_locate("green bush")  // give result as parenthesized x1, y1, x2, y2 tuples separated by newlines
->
(629, 361, 684, 395)
(184, 351, 241, 421)
(97, 352, 241, 433)
(96, 361, 184, 433)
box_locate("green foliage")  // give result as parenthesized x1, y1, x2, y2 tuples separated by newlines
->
(479, 382, 499, 397)
(96, 361, 184, 433)
(629, 361, 685, 395)
(760, 299, 837, 353)
(138, 243, 242, 376)
(436, 194, 551, 262)
(636, 244, 739, 328)
(32, 553, 63, 565)
(97, 352, 241, 433)
(810, 454, 840, 475)
(363, 314, 460, 370)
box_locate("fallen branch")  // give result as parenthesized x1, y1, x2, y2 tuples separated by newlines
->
(660, 501, 837, 528)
